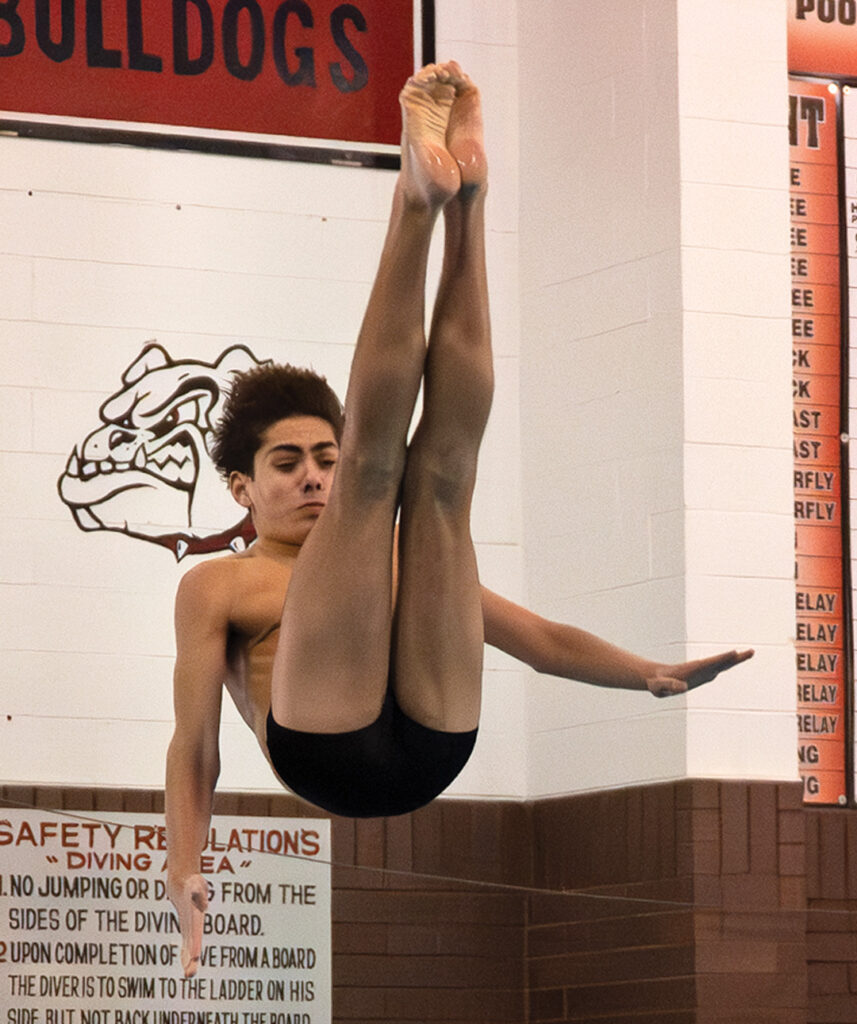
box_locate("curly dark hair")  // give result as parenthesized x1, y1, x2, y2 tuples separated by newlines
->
(211, 363, 344, 479)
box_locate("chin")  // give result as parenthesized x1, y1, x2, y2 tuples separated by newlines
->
(294, 520, 319, 543)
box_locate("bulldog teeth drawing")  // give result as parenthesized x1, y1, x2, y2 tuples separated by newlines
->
(58, 342, 267, 560)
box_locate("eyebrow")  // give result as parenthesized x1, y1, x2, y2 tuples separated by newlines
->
(265, 441, 338, 457)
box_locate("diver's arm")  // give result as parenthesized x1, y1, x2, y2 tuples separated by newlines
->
(481, 588, 753, 696)
(166, 563, 230, 976)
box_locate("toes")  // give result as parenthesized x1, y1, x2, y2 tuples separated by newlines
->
(407, 61, 470, 95)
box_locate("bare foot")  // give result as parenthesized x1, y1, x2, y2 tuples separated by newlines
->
(446, 74, 487, 197)
(399, 62, 469, 207)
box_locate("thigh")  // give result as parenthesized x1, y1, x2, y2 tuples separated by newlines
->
(390, 439, 485, 734)
(270, 477, 397, 734)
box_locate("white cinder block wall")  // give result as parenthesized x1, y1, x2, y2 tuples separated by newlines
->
(677, 0, 796, 780)
(519, 0, 797, 798)
(0, 1, 529, 797)
(1, 0, 800, 801)
(0, 142, 382, 792)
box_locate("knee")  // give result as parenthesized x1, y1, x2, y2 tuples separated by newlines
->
(335, 444, 406, 505)
(403, 443, 479, 514)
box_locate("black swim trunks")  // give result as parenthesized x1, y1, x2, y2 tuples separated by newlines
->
(265, 691, 477, 818)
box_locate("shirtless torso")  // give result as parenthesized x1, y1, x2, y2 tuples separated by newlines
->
(221, 545, 401, 765)
(220, 552, 293, 755)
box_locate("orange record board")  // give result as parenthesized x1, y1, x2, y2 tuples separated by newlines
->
(789, 71, 849, 806)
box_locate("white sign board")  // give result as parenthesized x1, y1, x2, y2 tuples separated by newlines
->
(0, 810, 331, 1023)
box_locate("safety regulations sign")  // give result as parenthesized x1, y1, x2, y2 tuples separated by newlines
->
(0, 809, 331, 1022)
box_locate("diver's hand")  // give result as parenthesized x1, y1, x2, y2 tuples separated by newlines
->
(645, 648, 754, 698)
(169, 873, 209, 977)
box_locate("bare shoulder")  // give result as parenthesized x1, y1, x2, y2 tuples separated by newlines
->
(176, 555, 237, 603)
(174, 550, 283, 634)
(173, 555, 247, 634)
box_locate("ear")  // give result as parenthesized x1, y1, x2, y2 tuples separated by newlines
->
(229, 471, 253, 509)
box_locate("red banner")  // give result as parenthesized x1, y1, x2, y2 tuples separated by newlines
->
(0, 0, 423, 151)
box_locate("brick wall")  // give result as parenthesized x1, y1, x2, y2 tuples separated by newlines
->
(527, 786, 696, 1023)
(329, 802, 530, 1022)
(805, 808, 857, 1024)
(4, 782, 857, 1023)
(526, 782, 808, 1024)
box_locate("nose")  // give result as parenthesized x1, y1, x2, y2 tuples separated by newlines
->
(302, 466, 324, 491)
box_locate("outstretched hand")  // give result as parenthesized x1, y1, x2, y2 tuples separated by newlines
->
(169, 873, 210, 977)
(645, 648, 754, 698)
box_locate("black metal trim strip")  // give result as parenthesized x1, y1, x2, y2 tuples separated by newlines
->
(0, 117, 402, 169)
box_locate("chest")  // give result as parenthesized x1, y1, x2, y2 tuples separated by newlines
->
(234, 588, 287, 647)
(228, 560, 292, 645)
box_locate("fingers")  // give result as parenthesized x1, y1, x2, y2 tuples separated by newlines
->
(692, 648, 755, 684)
(181, 943, 200, 978)
(180, 901, 205, 977)
(173, 876, 208, 978)
(648, 647, 754, 698)
(712, 648, 754, 668)
(676, 648, 756, 692)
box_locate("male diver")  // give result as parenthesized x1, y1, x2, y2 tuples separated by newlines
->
(166, 62, 752, 977)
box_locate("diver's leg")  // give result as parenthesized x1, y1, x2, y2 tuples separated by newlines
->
(270, 64, 468, 733)
(392, 74, 493, 733)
